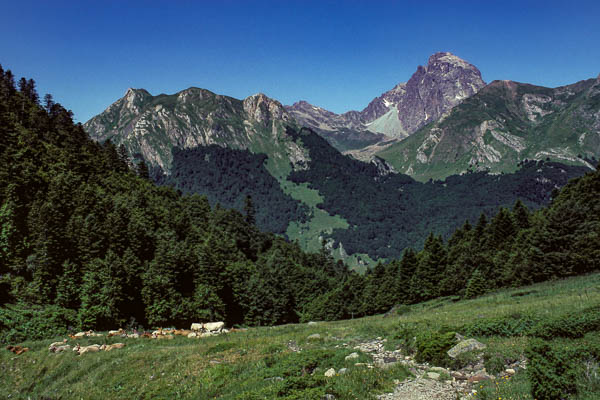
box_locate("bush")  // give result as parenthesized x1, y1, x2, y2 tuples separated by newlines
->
(0, 303, 77, 344)
(529, 305, 600, 339)
(526, 339, 579, 400)
(462, 313, 539, 337)
(415, 330, 457, 367)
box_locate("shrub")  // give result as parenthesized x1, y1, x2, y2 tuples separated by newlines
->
(529, 305, 600, 339)
(462, 313, 539, 337)
(414, 330, 457, 367)
(526, 339, 579, 400)
(0, 303, 77, 344)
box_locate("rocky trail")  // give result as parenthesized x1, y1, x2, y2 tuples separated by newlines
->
(335, 336, 524, 400)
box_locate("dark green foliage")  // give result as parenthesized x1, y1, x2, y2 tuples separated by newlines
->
(0, 303, 77, 343)
(0, 64, 347, 341)
(526, 339, 579, 400)
(461, 314, 540, 337)
(286, 127, 588, 259)
(414, 330, 457, 367)
(529, 305, 600, 339)
(464, 269, 487, 299)
(157, 145, 308, 235)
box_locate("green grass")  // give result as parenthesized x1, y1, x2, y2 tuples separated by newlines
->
(3, 274, 600, 399)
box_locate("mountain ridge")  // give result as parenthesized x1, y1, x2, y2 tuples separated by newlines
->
(285, 52, 486, 150)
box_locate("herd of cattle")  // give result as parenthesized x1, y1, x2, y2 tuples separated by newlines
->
(5, 321, 238, 356)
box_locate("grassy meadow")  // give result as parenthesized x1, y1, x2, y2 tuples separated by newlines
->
(2, 273, 600, 399)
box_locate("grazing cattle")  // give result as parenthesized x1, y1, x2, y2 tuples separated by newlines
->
(187, 332, 198, 338)
(191, 323, 204, 331)
(156, 334, 174, 340)
(51, 345, 71, 353)
(75, 344, 101, 355)
(203, 322, 225, 332)
(49, 339, 68, 348)
(141, 332, 152, 339)
(108, 329, 125, 337)
(127, 333, 140, 339)
(6, 345, 29, 355)
(100, 343, 126, 351)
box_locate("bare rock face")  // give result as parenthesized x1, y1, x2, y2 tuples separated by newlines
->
(394, 52, 485, 134)
(286, 52, 485, 147)
(84, 88, 295, 174)
(243, 93, 290, 126)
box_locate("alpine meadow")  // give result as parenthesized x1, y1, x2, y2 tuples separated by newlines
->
(1, 1, 600, 399)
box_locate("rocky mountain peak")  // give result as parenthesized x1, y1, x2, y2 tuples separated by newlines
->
(243, 93, 290, 125)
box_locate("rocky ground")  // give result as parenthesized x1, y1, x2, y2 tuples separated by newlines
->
(335, 337, 525, 400)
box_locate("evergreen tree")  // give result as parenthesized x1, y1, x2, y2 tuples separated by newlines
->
(464, 269, 487, 299)
(243, 195, 256, 226)
(410, 234, 446, 302)
(136, 159, 150, 180)
(512, 199, 531, 229)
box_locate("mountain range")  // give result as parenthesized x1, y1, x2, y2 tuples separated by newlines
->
(84, 52, 599, 266)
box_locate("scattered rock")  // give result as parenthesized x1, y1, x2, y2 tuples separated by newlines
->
(322, 394, 336, 400)
(324, 368, 336, 377)
(338, 368, 348, 375)
(429, 366, 447, 374)
(307, 333, 321, 340)
(308, 321, 318, 326)
(468, 374, 491, 384)
(345, 352, 359, 360)
(447, 338, 486, 358)
(505, 368, 516, 375)
(451, 371, 467, 380)
(426, 372, 440, 380)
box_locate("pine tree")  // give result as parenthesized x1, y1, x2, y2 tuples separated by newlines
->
(136, 159, 150, 180)
(243, 195, 256, 226)
(464, 269, 487, 299)
(512, 199, 531, 229)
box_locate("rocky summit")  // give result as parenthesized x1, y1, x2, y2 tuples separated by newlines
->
(372, 77, 600, 181)
(285, 52, 485, 150)
(84, 88, 301, 174)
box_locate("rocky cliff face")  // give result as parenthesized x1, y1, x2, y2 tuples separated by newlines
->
(374, 77, 600, 181)
(84, 88, 300, 174)
(286, 52, 486, 148)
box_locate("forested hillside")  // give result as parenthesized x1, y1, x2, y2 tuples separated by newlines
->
(287, 127, 590, 259)
(0, 65, 348, 341)
(155, 145, 308, 235)
(1, 65, 599, 345)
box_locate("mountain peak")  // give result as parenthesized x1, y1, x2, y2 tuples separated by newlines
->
(427, 52, 476, 70)
(243, 93, 290, 124)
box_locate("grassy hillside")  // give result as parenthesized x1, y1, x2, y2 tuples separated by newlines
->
(378, 78, 600, 181)
(3, 273, 599, 399)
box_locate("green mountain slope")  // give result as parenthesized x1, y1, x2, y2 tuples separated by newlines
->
(375, 77, 600, 181)
(84, 85, 594, 264)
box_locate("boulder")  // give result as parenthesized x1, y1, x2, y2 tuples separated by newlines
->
(307, 333, 321, 340)
(324, 368, 336, 377)
(426, 372, 440, 380)
(447, 338, 486, 358)
(345, 352, 359, 360)
(338, 368, 348, 375)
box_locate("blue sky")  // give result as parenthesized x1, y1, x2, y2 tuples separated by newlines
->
(2, 0, 599, 122)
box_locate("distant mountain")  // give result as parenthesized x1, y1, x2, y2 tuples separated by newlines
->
(371, 76, 600, 181)
(84, 69, 594, 266)
(84, 88, 304, 175)
(286, 52, 485, 150)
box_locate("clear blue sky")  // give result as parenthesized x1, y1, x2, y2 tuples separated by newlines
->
(2, 0, 599, 122)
